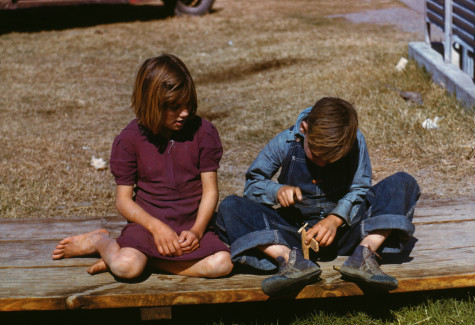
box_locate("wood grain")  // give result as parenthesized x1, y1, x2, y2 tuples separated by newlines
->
(0, 199, 473, 312)
(0, 216, 125, 241)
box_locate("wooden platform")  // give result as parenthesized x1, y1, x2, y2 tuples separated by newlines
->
(0, 199, 474, 318)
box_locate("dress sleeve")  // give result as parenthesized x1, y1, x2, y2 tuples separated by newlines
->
(110, 133, 137, 185)
(199, 121, 223, 172)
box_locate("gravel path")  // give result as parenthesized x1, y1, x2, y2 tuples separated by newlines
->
(331, 0, 444, 41)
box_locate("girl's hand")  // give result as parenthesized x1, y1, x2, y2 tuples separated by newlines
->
(305, 214, 343, 247)
(149, 221, 182, 257)
(178, 230, 200, 254)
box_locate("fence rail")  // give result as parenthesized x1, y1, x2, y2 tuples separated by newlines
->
(425, 0, 474, 81)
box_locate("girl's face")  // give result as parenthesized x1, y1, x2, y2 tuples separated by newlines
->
(160, 105, 190, 137)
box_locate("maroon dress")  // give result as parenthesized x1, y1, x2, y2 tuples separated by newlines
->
(110, 116, 230, 261)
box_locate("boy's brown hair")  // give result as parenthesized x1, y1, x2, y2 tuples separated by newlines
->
(131, 54, 197, 134)
(306, 97, 358, 164)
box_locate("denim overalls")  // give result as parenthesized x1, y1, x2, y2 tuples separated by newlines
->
(277, 135, 358, 224)
(216, 134, 420, 272)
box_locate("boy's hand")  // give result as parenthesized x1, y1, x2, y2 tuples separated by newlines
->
(178, 230, 200, 254)
(305, 214, 343, 247)
(277, 185, 303, 207)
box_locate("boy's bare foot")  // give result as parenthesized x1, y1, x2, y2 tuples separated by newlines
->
(52, 229, 110, 260)
(87, 258, 108, 275)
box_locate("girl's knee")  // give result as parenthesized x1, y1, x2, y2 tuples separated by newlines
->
(206, 251, 233, 278)
(109, 252, 146, 279)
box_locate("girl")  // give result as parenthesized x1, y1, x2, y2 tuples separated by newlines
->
(52, 54, 233, 279)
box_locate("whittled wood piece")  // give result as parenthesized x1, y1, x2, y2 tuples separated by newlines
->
(298, 223, 319, 259)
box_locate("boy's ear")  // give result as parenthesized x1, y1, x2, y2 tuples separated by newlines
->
(300, 120, 308, 135)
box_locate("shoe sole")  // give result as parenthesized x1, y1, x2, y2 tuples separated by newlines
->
(262, 268, 322, 296)
(339, 269, 398, 291)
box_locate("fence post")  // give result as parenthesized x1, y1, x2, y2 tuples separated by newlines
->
(444, 0, 452, 63)
(424, 0, 431, 44)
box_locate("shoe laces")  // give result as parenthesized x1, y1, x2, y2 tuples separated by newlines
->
(361, 246, 382, 268)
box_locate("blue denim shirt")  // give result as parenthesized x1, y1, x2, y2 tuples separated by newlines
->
(244, 107, 372, 225)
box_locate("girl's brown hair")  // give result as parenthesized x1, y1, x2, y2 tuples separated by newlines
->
(131, 54, 197, 134)
(306, 97, 358, 164)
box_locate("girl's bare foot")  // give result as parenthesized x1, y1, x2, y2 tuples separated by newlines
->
(87, 258, 108, 274)
(52, 229, 110, 259)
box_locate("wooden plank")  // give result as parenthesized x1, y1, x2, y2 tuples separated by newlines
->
(415, 198, 474, 210)
(1, 265, 473, 311)
(0, 227, 472, 274)
(2, 209, 473, 269)
(1, 242, 474, 311)
(413, 199, 475, 224)
(0, 267, 118, 311)
(0, 199, 473, 312)
(0, 199, 471, 241)
(140, 307, 172, 320)
(65, 274, 475, 309)
(298, 274, 475, 298)
(0, 267, 117, 298)
(0, 267, 268, 311)
(412, 222, 475, 250)
(0, 217, 125, 241)
(0, 240, 101, 268)
(0, 199, 470, 244)
(2, 238, 473, 275)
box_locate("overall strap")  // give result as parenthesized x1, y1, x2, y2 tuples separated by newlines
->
(277, 133, 305, 185)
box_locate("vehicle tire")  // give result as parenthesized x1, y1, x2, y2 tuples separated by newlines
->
(174, 0, 215, 16)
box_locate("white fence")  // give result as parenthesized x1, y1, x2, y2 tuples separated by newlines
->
(425, 0, 475, 81)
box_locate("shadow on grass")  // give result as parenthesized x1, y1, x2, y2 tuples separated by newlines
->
(0, 4, 173, 34)
(168, 287, 475, 325)
(195, 58, 313, 84)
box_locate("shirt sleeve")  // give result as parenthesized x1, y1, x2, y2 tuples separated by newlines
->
(330, 130, 372, 225)
(199, 121, 223, 173)
(244, 130, 289, 205)
(110, 133, 137, 186)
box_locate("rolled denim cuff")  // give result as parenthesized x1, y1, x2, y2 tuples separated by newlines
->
(361, 214, 415, 253)
(330, 200, 352, 225)
(266, 183, 284, 205)
(244, 183, 284, 206)
(230, 229, 288, 271)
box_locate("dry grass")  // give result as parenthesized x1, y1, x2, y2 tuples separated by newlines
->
(0, 0, 473, 219)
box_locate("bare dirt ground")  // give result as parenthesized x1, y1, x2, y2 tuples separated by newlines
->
(0, 0, 473, 220)
(333, 0, 474, 199)
(334, 0, 445, 40)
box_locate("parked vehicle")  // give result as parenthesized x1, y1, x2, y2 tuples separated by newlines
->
(0, 0, 215, 16)
(172, 0, 214, 15)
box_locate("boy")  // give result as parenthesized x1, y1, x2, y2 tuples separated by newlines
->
(216, 97, 419, 296)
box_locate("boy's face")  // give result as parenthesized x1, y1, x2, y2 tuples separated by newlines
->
(300, 120, 327, 167)
(303, 137, 327, 167)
